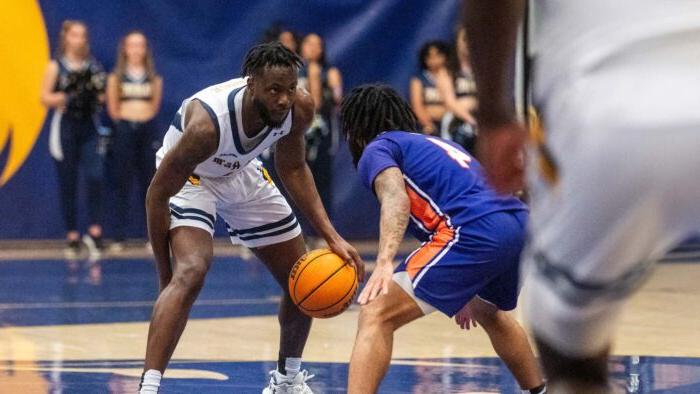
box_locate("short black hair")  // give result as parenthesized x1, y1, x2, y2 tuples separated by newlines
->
(418, 40, 451, 70)
(340, 84, 419, 166)
(241, 41, 303, 77)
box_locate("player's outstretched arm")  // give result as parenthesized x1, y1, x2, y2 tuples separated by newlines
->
(358, 167, 410, 305)
(146, 100, 218, 291)
(275, 91, 364, 279)
(463, 0, 527, 193)
(463, 0, 523, 127)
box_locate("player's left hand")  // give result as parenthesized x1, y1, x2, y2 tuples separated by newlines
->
(327, 236, 365, 282)
(454, 302, 478, 330)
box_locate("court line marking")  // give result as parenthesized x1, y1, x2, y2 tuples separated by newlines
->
(0, 365, 229, 380)
(0, 297, 281, 310)
(391, 359, 499, 369)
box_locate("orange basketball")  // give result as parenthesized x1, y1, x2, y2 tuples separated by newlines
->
(289, 248, 358, 318)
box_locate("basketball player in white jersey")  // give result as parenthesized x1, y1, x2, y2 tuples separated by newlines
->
(138, 42, 364, 394)
(464, 0, 700, 392)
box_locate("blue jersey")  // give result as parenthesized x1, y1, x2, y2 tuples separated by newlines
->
(358, 131, 527, 242)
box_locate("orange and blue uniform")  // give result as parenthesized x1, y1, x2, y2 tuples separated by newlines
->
(358, 131, 528, 315)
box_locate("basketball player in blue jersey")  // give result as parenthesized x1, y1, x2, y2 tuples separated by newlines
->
(138, 43, 363, 394)
(340, 84, 546, 394)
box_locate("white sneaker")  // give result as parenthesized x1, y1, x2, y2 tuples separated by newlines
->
(262, 370, 315, 394)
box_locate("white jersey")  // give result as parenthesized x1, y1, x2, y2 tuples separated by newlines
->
(532, 0, 700, 105)
(156, 77, 293, 178)
(524, 0, 700, 357)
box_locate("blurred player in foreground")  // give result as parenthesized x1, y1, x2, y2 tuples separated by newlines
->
(464, 1, 700, 392)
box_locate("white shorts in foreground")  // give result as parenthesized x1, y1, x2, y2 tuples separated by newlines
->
(524, 20, 700, 357)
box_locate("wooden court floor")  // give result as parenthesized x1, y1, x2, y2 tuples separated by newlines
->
(0, 243, 698, 393)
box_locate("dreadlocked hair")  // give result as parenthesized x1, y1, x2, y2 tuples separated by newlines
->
(241, 41, 303, 77)
(340, 83, 419, 166)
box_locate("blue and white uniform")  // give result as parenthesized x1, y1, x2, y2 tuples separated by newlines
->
(358, 131, 528, 316)
(156, 77, 301, 247)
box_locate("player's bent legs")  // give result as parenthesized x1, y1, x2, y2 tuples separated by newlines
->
(465, 297, 544, 391)
(250, 234, 312, 373)
(144, 226, 214, 372)
(348, 280, 424, 394)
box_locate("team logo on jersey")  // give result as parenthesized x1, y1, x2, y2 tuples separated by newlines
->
(212, 157, 240, 170)
(0, 1, 49, 187)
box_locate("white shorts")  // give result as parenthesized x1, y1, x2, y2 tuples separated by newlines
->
(524, 31, 700, 357)
(168, 159, 302, 248)
(392, 271, 436, 315)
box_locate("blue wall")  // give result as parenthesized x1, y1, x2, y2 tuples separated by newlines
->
(0, 0, 460, 239)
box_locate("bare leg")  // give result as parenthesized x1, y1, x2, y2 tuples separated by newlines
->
(250, 235, 311, 373)
(467, 297, 544, 390)
(143, 226, 213, 372)
(348, 281, 424, 394)
(536, 336, 610, 393)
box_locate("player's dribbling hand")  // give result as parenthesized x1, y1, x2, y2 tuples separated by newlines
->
(454, 303, 478, 330)
(476, 122, 528, 194)
(327, 236, 365, 282)
(358, 260, 394, 305)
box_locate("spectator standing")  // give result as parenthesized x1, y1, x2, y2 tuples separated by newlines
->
(435, 28, 479, 152)
(40, 20, 106, 258)
(297, 33, 342, 213)
(106, 30, 163, 250)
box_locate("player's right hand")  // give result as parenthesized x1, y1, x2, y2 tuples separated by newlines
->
(477, 122, 527, 194)
(358, 260, 394, 305)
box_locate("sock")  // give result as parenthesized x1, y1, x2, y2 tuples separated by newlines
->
(523, 383, 547, 394)
(284, 357, 302, 379)
(139, 369, 162, 393)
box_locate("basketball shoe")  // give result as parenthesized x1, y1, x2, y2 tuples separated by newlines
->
(263, 369, 314, 393)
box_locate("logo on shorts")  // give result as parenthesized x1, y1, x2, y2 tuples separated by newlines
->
(259, 166, 275, 185)
(188, 175, 201, 186)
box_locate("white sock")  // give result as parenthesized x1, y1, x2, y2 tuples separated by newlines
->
(284, 357, 302, 379)
(139, 369, 162, 393)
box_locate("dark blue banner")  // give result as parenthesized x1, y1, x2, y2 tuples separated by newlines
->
(0, 0, 459, 239)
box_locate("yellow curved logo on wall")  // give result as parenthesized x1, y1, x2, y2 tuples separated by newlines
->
(0, 1, 49, 187)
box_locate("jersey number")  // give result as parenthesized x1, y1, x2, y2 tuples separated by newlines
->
(427, 137, 471, 168)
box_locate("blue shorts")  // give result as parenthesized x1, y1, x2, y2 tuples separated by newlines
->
(394, 210, 528, 316)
